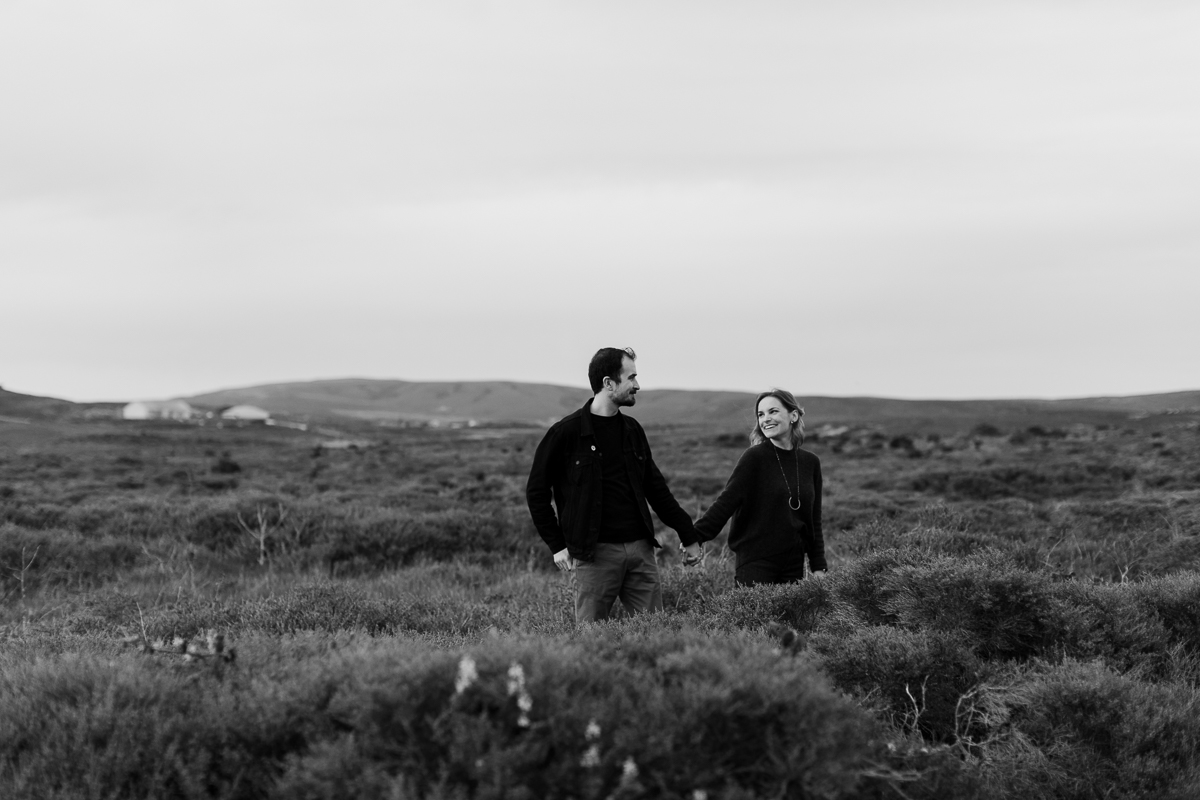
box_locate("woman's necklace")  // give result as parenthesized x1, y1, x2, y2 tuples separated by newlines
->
(771, 444, 802, 511)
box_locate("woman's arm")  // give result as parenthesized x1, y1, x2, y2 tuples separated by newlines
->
(694, 448, 756, 542)
(807, 454, 827, 572)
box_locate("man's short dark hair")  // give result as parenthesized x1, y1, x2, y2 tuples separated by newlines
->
(588, 347, 636, 394)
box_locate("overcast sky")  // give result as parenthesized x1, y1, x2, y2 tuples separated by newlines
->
(2, 1, 1197, 402)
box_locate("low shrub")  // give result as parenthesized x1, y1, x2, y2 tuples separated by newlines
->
(1004, 660, 1200, 799)
(909, 462, 1137, 501)
(875, 551, 1064, 660)
(177, 498, 534, 572)
(138, 584, 506, 640)
(814, 626, 981, 743)
(0, 523, 143, 598)
(836, 518, 1041, 567)
(0, 630, 977, 799)
(828, 548, 1197, 672)
(0, 501, 68, 531)
(322, 507, 532, 574)
(280, 630, 952, 799)
(660, 560, 734, 613)
(1050, 582, 1171, 674)
(707, 579, 837, 634)
(821, 488, 909, 532)
(187, 495, 292, 552)
(1132, 573, 1200, 653)
(833, 548, 921, 627)
(0, 654, 320, 799)
(67, 495, 186, 540)
(1138, 532, 1200, 576)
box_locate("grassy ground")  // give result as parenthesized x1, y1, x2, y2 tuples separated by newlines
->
(2, 413, 1199, 798)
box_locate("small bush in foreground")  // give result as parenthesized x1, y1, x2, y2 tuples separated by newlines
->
(994, 660, 1200, 799)
(0, 630, 978, 800)
(815, 626, 981, 743)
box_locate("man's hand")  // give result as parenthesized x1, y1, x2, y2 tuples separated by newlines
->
(553, 548, 577, 572)
(682, 543, 703, 566)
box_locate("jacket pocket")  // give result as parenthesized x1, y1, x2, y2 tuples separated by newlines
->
(568, 455, 596, 484)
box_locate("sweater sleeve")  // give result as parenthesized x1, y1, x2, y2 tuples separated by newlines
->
(693, 448, 755, 542)
(807, 454, 827, 571)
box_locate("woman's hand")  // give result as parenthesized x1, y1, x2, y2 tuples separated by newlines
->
(682, 543, 704, 566)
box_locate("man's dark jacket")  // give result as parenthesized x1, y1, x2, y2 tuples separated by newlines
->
(526, 398, 698, 561)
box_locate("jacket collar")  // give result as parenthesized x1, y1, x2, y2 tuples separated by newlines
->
(579, 396, 622, 438)
(579, 397, 596, 437)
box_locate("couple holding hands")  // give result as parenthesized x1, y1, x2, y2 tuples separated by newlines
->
(526, 347, 826, 624)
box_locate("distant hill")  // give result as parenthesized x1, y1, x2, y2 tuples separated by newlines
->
(0, 387, 84, 422)
(0, 388, 122, 423)
(1044, 391, 1200, 414)
(186, 379, 591, 426)
(181, 380, 1200, 433)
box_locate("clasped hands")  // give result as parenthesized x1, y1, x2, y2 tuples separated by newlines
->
(681, 542, 704, 566)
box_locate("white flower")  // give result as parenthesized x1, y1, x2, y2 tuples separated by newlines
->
(580, 744, 601, 768)
(585, 719, 601, 741)
(621, 756, 639, 782)
(692, 791, 708, 800)
(454, 655, 478, 695)
(507, 662, 533, 727)
(506, 662, 526, 695)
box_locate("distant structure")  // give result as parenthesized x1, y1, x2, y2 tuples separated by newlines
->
(219, 404, 271, 421)
(122, 400, 194, 420)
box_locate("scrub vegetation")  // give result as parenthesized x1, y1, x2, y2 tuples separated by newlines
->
(2, 412, 1199, 799)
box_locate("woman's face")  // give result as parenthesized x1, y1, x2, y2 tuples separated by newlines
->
(757, 396, 797, 443)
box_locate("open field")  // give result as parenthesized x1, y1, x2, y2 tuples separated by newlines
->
(2, 408, 1200, 799)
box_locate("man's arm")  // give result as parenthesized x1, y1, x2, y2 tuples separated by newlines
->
(526, 425, 568, 555)
(638, 434, 699, 547)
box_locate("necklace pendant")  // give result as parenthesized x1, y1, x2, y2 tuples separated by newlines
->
(772, 444, 804, 512)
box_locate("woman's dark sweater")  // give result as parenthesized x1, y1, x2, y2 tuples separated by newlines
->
(694, 443, 826, 570)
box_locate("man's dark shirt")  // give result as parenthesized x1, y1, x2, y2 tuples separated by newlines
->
(591, 413, 651, 543)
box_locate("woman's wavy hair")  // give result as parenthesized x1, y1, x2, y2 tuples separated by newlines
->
(748, 388, 805, 448)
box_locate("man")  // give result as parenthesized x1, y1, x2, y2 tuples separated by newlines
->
(526, 347, 703, 622)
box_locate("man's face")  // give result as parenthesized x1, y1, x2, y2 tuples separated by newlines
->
(608, 356, 639, 407)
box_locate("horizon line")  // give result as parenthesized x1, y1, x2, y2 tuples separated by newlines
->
(7, 378, 1199, 407)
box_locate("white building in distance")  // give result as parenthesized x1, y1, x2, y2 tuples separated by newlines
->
(220, 404, 271, 421)
(122, 400, 194, 420)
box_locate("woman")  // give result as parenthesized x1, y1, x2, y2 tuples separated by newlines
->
(692, 389, 827, 586)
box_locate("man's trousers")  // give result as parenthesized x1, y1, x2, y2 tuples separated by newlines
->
(574, 539, 662, 623)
